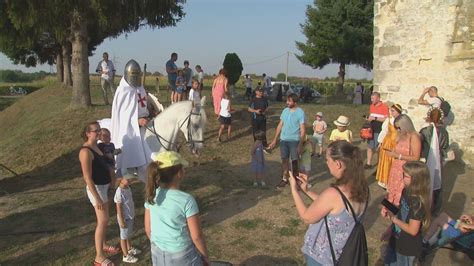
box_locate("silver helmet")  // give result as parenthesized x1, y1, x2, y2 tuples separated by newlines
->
(124, 59, 142, 87)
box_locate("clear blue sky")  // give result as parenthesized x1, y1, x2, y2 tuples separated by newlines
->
(0, 0, 372, 79)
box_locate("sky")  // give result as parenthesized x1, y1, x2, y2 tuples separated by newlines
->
(0, 0, 372, 79)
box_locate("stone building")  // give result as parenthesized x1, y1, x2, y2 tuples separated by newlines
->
(373, 0, 473, 153)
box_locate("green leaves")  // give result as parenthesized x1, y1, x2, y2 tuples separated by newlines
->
(223, 53, 243, 86)
(295, 0, 374, 70)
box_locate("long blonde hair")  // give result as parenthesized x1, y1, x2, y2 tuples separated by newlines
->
(402, 161, 431, 231)
(394, 114, 416, 141)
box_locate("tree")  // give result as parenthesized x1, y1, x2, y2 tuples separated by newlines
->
(223, 53, 243, 86)
(0, 0, 185, 107)
(276, 73, 286, 81)
(296, 0, 373, 94)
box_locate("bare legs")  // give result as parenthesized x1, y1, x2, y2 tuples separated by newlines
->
(93, 204, 110, 263)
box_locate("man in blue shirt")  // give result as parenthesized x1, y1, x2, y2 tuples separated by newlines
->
(166, 52, 178, 103)
(268, 93, 306, 188)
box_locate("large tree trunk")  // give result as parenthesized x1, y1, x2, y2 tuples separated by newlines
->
(55, 52, 64, 83)
(62, 42, 72, 86)
(336, 63, 345, 95)
(70, 10, 90, 107)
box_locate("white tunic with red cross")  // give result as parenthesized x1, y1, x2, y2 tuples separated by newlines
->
(111, 77, 151, 182)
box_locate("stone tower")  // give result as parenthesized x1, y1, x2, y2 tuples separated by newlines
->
(373, 0, 473, 153)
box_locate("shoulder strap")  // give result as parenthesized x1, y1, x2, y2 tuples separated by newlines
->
(332, 186, 369, 223)
(324, 216, 337, 265)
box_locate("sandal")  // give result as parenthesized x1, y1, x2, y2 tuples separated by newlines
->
(93, 258, 115, 266)
(103, 245, 121, 254)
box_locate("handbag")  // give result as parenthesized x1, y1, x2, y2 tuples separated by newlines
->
(360, 122, 373, 140)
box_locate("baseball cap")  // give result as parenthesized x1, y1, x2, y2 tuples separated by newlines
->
(151, 151, 189, 169)
(316, 112, 323, 117)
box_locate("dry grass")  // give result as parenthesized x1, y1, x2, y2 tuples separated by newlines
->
(0, 79, 472, 265)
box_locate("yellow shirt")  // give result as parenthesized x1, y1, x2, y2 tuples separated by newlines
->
(329, 129, 352, 143)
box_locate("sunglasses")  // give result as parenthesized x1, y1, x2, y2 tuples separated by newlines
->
(89, 128, 101, 133)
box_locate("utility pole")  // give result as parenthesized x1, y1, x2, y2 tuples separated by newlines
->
(285, 51, 289, 83)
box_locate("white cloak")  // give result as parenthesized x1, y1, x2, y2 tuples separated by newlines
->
(111, 77, 151, 174)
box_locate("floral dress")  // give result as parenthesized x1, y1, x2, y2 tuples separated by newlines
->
(386, 137, 411, 206)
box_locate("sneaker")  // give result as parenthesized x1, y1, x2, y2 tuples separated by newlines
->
(275, 179, 288, 189)
(253, 182, 258, 187)
(263, 149, 271, 155)
(260, 181, 266, 187)
(364, 164, 373, 169)
(123, 254, 138, 263)
(317, 154, 321, 158)
(128, 247, 142, 255)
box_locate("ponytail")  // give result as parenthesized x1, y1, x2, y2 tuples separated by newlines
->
(145, 161, 161, 204)
(145, 162, 184, 205)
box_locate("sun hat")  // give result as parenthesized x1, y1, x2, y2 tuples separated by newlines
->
(316, 112, 323, 117)
(151, 151, 189, 169)
(334, 115, 350, 126)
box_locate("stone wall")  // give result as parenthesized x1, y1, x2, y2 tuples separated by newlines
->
(373, 0, 474, 153)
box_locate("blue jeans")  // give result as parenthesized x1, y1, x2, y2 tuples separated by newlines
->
(384, 245, 415, 266)
(305, 254, 323, 266)
(151, 242, 202, 266)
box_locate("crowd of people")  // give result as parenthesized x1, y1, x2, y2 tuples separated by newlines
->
(84, 52, 471, 266)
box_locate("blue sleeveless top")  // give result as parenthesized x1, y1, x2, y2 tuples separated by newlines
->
(302, 207, 364, 265)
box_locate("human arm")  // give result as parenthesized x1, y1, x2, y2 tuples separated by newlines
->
(79, 148, 105, 209)
(223, 78, 228, 93)
(386, 134, 421, 161)
(288, 172, 318, 200)
(144, 208, 151, 239)
(387, 212, 422, 236)
(268, 120, 283, 149)
(187, 214, 209, 265)
(297, 123, 306, 155)
(378, 119, 389, 143)
(418, 87, 430, 105)
(290, 181, 336, 224)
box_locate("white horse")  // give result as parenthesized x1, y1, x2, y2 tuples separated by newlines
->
(144, 97, 207, 155)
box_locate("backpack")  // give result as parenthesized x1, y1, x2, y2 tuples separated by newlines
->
(436, 97, 451, 115)
(359, 122, 373, 140)
(324, 186, 369, 266)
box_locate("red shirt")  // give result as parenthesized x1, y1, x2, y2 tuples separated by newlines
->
(369, 101, 389, 133)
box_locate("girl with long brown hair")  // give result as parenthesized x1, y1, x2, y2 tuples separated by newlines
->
(144, 151, 209, 266)
(384, 161, 431, 265)
(289, 140, 369, 265)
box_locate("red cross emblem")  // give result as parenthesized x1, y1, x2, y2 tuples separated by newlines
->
(138, 93, 146, 108)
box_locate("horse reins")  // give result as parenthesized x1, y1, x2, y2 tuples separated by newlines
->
(145, 111, 204, 152)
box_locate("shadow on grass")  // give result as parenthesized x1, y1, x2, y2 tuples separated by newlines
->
(0, 148, 82, 196)
(240, 255, 299, 265)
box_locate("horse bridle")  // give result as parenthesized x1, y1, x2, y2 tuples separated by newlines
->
(145, 111, 204, 152)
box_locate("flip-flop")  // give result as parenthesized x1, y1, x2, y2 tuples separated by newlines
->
(93, 258, 115, 266)
(103, 245, 120, 254)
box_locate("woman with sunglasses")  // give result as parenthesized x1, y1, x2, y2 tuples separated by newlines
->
(79, 121, 117, 266)
(382, 114, 421, 217)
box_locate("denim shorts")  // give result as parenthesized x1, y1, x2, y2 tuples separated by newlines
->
(312, 134, 324, 145)
(86, 184, 109, 206)
(367, 132, 380, 149)
(119, 219, 134, 240)
(280, 140, 299, 160)
(151, 242, 203, 266)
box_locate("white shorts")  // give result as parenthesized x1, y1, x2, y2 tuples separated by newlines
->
(86, 184, 110, 206)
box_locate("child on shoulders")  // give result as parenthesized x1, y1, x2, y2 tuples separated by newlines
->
(329, 115, 352, 143)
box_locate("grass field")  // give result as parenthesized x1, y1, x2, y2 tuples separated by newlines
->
(0, 77, 472, 265)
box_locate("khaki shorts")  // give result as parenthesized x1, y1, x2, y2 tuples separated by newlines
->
(86, 184, 110, 206)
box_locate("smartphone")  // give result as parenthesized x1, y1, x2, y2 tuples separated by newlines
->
(291, 160, 299, 178)
(381, 199, 399, 215)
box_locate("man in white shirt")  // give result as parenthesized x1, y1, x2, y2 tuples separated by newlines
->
(418, 86, 441, 108)
(96, 52, 116, 105)
(262, 73, 272, 97)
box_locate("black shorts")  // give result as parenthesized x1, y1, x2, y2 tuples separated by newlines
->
(219, 116, 232, 125)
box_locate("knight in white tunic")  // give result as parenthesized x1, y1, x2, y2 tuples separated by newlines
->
(111, 59, 151, 182)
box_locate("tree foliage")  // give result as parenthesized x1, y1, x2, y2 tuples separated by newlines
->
(223, 53, 243, 86)
(296, 0, 373, 93)
(276, 73, 287, 81)
(0, 0, 185, 107)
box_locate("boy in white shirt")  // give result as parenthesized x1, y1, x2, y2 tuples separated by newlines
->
(114, 174, 141, 263)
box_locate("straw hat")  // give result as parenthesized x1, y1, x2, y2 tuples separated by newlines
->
(334, 115, 350, 126)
